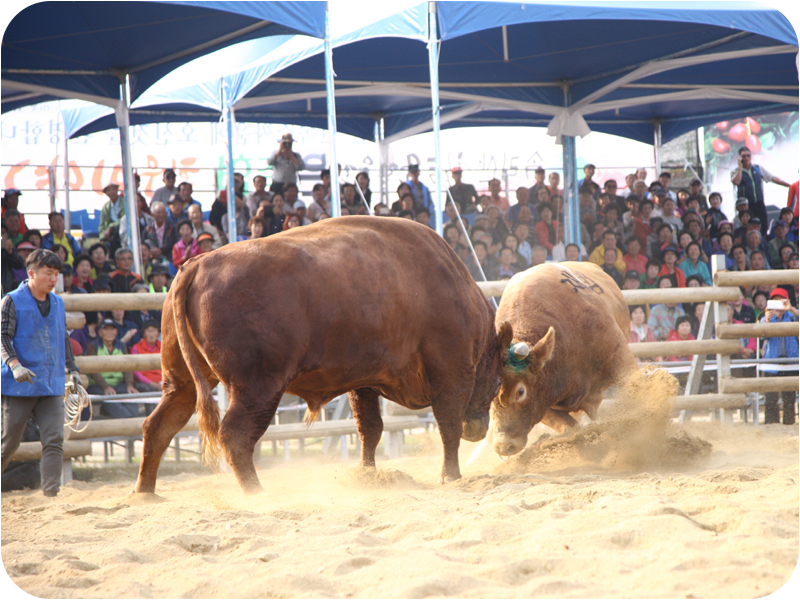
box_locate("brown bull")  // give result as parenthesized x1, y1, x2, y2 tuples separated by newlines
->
(491, 261, 637, 456)
(134, 216, 502, 494)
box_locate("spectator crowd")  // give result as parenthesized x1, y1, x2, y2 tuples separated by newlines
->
(2, 140, 797, 423)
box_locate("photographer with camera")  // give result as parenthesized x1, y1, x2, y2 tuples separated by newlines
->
(267, 133, 305, 195)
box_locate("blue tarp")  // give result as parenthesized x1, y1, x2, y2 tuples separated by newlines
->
(1, 1, 326, 109)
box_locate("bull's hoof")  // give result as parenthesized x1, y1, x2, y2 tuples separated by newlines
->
(241, 484, 265, 496)
(438, 473, 462, 484)
(127, 492, 167, 504)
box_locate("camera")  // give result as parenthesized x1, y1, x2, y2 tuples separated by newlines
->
(766, 300, 785, 310)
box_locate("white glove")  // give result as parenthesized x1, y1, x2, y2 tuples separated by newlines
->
(12, 364, 36, 384)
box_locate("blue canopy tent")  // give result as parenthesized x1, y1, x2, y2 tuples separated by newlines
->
(1, 0, 327, 272)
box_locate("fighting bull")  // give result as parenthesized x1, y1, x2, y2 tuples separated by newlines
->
(490, 261, 638, 457)
(134, 216, 503, 494)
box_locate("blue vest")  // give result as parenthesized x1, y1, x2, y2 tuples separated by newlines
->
(1, 283, 66, 397)
(737, 165, 764, 208)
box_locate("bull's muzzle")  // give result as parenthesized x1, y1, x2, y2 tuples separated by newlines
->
(493, 432, 526, 457)
(461, 412, 489, 442)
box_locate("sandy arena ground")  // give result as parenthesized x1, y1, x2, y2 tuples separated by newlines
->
(2, 408, 798, 599)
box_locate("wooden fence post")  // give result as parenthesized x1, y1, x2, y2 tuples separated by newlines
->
(711, 254, 733, 422)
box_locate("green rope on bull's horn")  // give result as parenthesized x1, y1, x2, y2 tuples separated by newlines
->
(506, 346, 530, 373)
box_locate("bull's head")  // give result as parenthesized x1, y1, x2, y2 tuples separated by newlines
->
(491, 322, 556, 457)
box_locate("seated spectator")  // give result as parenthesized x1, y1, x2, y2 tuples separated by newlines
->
(629, 305, 658, 353)
(601, 247, 624, 288)
(506, 186, 533, 224)
(731, 287, 756, 323)
(283, 214, 301, 230)
(147, 264, 169, 294)
(341, 183, 360, 214)
(464, 240, 493, 281)
(107, 308, 139, 350)
(563, 243, 581, 262)
(246, 174, 272, 217)
(726, 303, 756, 359)
(60, 264, 84, 295)
(528, 167, 547, 202)
(730, 243, 749, 271)
(485, 206, 509, 245)
(86, 319, 139, 418)
(531, 245, 548, 267)
(622, 270, 641, 290)
(13, 242, 37, 286)
(397, 209, 415, 220)
(648, 277, 686, 340)
(622, 194, 640, 234)
(187, 204, 222, 249)
(665, 315, 696, 361)
(87, 242, 113, 280)
(41, 212, 80, 265)
(749, 250, 769, 273)
(704, 191, 728, 237)
(131, 320, 163, 394)
(649, 223, 675, 259)
(497, 247, 520, 278)
(92, 277, 112, 294)
(589, 229, 626, 272)
(391, 193, 416, 217)
(658, 246, 686, 287)
(151, 168, 177, 206)
(128, 283, 161, 331)
(622, 235, 647, 275)
(776, 243, 796, 270)
(416, 208, 432, 228)
(676, 230, 694, 259)
(443, 223, 462, 252)
(760, 288, 798, 424)
(307, 183, 331, 222)
(551, 224, 587, 263)
(752, 291, 769, 321)
(678, 242, 711, 285)
(98, 183, 124, 255)
(2, 189, 27, 236)
(1, 222, 25, 292)
(172, 219, 199, 267)
(219, 190, 250, 240)
(51, 243, 69, 266)
(3, 208, 25, 247)
(294, 202, 312, 225)
(768, 221, 796, 267)
(197, 232, 214, 254)
(503, 233, 527, 271)
(109, 248, 142, 293)
(600, 204, 624, 241)
(248, 216, 266, 239)
(143, 201, 178, 264)
(534, 202, 560, 253)
(70, 310, 101, 355)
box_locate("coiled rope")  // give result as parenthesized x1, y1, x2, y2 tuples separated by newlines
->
(64, 379, 92, 433)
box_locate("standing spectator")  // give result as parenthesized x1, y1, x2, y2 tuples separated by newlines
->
(41, 212, 81, 265)
(665, 315, 696, 361)
(109, 248, 142, 293)
(172, 220, 199, 267)
(267, 133, 305, 194)
(760, 288, 798, 424)
(648, 277, 686, 340)
(1, 249, 80, 496)
(629, 305, 658, 361)
(578, 164, 600, 198)
(448, 167, 477, 213)
(151, 168, 177, 206)
(131, 320, 163, 393)
(488, 178, 509, 213)
(534, 202, 559, 253)
(704, 192, 728, 238)
(86, 319, 139, 417)
(308, 184, 331, 222)
(143, 201, 178, 264)
(527, 168, 547, 202)
(731, 146, 791, 235)
(623, 236, 647, 275)
(355, 172, 372, 207)
(601, 247, 624, 288)
(99, 182, 125, 255)
(187, 204, 222, 249)
(246, 174, 272, 217)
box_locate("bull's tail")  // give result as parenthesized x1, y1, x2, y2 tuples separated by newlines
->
(303, 406, 321, 427)
(171, 262, 221, 467)
(466, 417, 495, 466)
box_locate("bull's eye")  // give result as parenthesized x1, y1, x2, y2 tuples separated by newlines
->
(495, 378, 502, 396)
(515, 385, 526, 402)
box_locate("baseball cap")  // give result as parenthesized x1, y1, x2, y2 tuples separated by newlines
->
(163, 168, 176, 178)
(660, 245, 679, 259)
(99, 318, 117, 329)
(736, 197, 749, 206)
(775, 220, 789, 229)
(624, 270, 640, 280)
(141, 319, 161, 332)
(749, 217, 761, 225)
(3, 188, 22, 198)
(407, 164, 420, 172)
(690, 178, 702, 186)
(770, 287, 789, 299)
(196, 232, 214, 243)
(148, 264, 169, 280)
(451, 166, 463, 173)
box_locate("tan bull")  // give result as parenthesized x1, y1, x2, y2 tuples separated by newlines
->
(490, 261, 637, 457)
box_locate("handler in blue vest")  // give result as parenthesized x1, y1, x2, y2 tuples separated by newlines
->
(731, 146, 791, 237)
(1, 249, 80, 497)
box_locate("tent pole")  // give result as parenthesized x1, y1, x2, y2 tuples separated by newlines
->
(561, 84, 580, 248)
(324, 2, 341, 217)
(224, 102, 237, 241)
(118, 76, 142, 275)
(378, 117, 388, 206)
(653, 121, 662, 174)
(62, 112, 71, 231)
(428, 1, 443, 236)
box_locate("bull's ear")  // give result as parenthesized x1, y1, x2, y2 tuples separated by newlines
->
(496, 321, 514, 357)
(529, 327, 556, 372)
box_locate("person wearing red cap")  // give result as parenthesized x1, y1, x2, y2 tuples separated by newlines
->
(760, 287, 798, 424)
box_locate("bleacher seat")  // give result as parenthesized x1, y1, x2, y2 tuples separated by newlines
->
(61, 209, 88, 229)
(80, 212, 100, 236)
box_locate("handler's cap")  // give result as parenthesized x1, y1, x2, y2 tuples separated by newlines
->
(736, 197, 749, 206)
(103, 182, 119, 193)
(196, 232, 214, 243)
(99, 318, 117, 329)
(141, 319, 160, 332)
(770, 287, 789, 299)
(624, 269, 641, 280)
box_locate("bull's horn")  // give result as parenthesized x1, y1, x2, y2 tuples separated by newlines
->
(512, 342, 530, 359)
